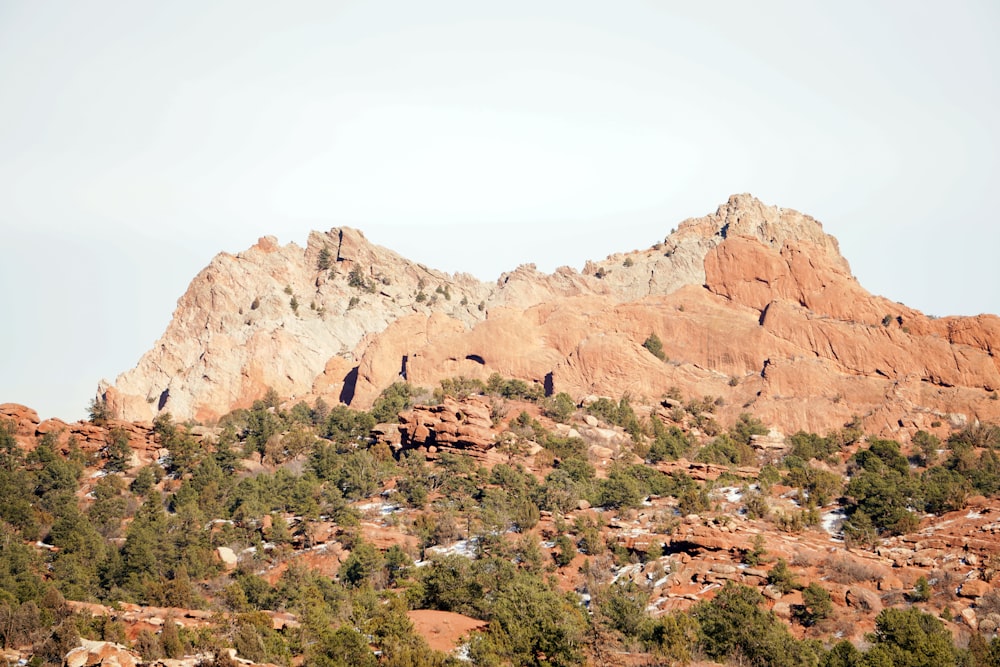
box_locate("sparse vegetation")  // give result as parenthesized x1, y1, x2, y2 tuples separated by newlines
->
(10, 384, 1000, 667)
(316, 246, 332, 271)
(642, 332, 667, 361)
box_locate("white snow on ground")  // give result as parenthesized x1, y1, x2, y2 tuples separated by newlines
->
(821, 508, 847, 538)
(611, 562, 644, 584)
(241, 542, 276, 555)
(647, 596, 669, 612)
(418, 538, 479, 565)
(355, 501, 401, 516)
(454, 643, 473, 662)
(714, 486, 744, 504)
(967, 510, 984, 519)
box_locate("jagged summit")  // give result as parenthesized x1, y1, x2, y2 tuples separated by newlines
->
(99, 195, 1000, 435)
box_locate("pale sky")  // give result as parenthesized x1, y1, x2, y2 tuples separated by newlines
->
(1, 1, 998, 421)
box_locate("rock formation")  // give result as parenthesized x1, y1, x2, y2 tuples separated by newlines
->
(99, 195, 1000, 438)
(397, 396, 496, 457)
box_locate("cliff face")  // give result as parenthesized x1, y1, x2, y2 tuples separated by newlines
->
(100, 194, 1000, 436)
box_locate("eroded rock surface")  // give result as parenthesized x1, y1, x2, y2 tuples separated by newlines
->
(98, 195, 1000, 438)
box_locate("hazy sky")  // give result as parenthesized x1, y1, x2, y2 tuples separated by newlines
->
(1, 1, 998, 421)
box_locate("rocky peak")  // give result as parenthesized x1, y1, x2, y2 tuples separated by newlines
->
(99, 195, 1000, 436)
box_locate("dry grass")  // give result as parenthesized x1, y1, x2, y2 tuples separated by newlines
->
(822, 554, 882, 584)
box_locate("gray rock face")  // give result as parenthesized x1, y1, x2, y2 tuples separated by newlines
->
(95, 195, 875, 423)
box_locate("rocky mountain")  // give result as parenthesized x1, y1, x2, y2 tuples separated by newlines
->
(99, 194, 1000, 437)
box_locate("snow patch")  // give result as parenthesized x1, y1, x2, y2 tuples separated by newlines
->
(821, 508, 847, 538)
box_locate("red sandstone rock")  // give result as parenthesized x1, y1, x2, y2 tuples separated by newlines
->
(406, 610, 487, 654)
(96, 194, 1000, 442)
(959, 579, 991, 599)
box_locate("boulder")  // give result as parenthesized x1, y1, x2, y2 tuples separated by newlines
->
(959, 579, 991, 599)
(64, 639, 141, 667)
(846, 586, 884, 613)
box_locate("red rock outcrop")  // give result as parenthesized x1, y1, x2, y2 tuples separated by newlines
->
(398, 396, 496, 457)
(98, 195, 1000, 438)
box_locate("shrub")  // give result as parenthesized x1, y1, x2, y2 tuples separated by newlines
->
(692, 583, 820, 667)
(553, 534, 575, 567)
(798, 582, 832, 624)
(542, 392, 576, 422)
(371, 382, 414, 423)
(767, 558, 801, 594)
(486, 373, 544, 402)
(435, 376, 486, 401)
(696, 434, 754, 466)
(911, 576, 931, 602)
(642, 333, 667, 361)
(347, 266, 369, 289)
(598, 580, 649, 638)
(316, 246, 332, 271)
(868, 607, 956, 667)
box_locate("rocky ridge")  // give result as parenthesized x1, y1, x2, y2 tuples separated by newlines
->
(99, 195, 1000, 439)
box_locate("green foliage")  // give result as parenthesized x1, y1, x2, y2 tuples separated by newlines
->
(470, 575, 588, 667)
(486, 373, 544, 402)
(104, 427, 131, 472)
(799, 582, 832, 625)
(435, 376, 486, 401)
(87, 397, 112, 425)
(339, 541, 383, 587)
(553, 534, 575, 567)
(787, 430, 839, 463)
(231, 611, 291, 665)
(371, 382, 414, 423)
(691, 582, 821, 667)
(945, 440, 1000, 496)
(911, 575, 931, 602)
(538, 469, 587, 514)
(0, 531, 46, 606)
(696, 433, 754, 466)
(317, 246, 332, 271)
(347, 265, 371, 290)
(542, 392, 576, 423)
(852, 438, 910, 476)
(597, 465, 703, 511)
(846, 440, 921, 535)
(647, 419, 693, 462)
(742, 534, 768, 566)
(598, 467, 644, 509)
(767, 558, 801, 594)
(912, 429, 941, 467)
(920, 466, 969, 514)
(309, 626, 377, 667)
(642, 333, 667, 361)
(641, 612, 698, 663)
(322, 406, 376, 446)
(598, 580, 650, 638)
(129, 464, 161, 496)
(308, 446, 386, 501)
(730, 412, 768, 445)
(784, 463, 843, 507)
(949, 422, 1000, 450)
(867, 607, 956, 667)
(842, 510, 880, 549)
